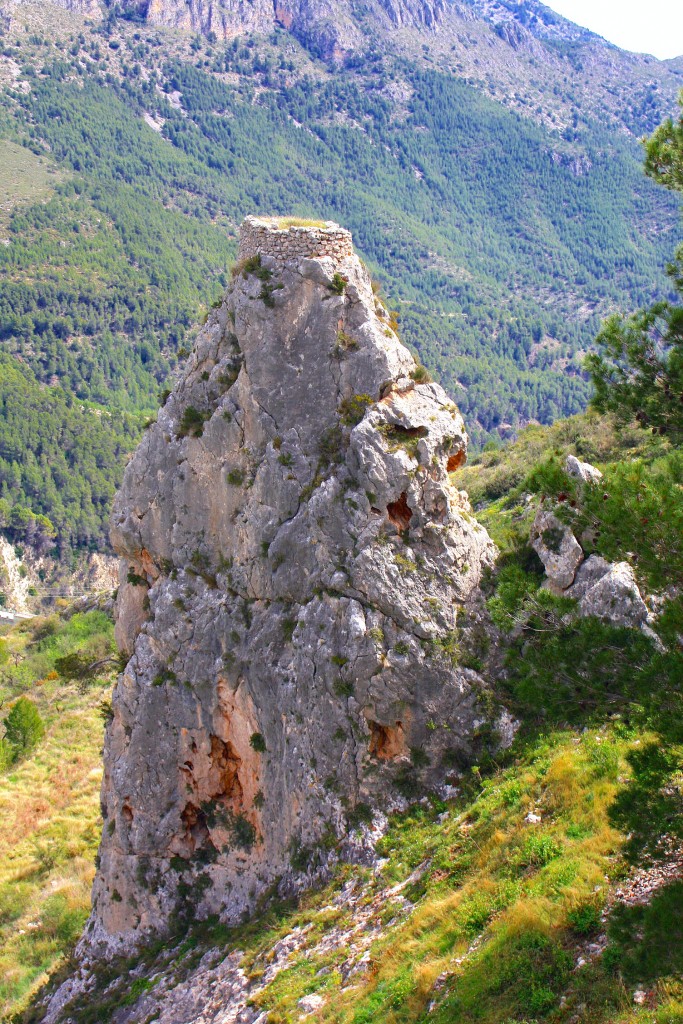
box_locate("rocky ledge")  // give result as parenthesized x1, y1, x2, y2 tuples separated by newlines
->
(87, 216, 500, 955)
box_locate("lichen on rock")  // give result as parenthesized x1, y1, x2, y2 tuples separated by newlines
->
(89, 217, 498, 953)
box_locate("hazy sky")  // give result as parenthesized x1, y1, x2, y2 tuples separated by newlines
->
(544, 0, 683, 60)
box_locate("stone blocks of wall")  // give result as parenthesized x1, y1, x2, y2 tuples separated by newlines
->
(237, 215, 354, 264)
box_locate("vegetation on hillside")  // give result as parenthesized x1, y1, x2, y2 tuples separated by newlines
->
(10, 400, 682, 1023)
(0, 354, 140, 552)
(587, 94, 683, 446)
(0, 610, 117, 1017)
(0, 398, 678, 1024)
(0, 20, 680, 1024)
(0, 17, 680, 551)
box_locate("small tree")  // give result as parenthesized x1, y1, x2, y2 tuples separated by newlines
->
(584, 301, 683, 443)
(3, 696, 45, 760)
(585, 92, 683, 445)
(644, 94, 683, 193)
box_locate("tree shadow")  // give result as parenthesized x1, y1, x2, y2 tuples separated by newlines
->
(605, 880, 683, 985)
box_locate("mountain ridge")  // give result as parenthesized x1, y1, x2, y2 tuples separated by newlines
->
(4, 0, 682, 129)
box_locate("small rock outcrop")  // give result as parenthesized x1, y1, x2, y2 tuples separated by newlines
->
(90, 217, 497, 952)
(565, 454, 603, 485)
(566, 555, 649, 629)
(530, 450, 654, 634)
(530, 508, 583, 589)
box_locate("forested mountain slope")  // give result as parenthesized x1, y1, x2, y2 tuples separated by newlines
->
(0, 0, 680, 556)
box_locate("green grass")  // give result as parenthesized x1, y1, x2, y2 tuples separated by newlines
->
(34, 721, 682, 1024)
(0, 141, 59, 228)
(457, 412, 682, 594)
(457, 411, 653, 508)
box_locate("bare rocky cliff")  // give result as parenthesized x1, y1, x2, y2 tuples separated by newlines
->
(88, 216, 499, 954)
(107, 0, 446, 59)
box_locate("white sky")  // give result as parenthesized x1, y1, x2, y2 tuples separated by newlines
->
(544, 0, 683, 60)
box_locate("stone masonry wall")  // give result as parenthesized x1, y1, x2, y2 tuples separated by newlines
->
(237, 215, 354, 263)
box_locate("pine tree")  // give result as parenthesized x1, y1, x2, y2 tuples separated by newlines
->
(3, 696, 45, 760)
(585, 94, 683, 444)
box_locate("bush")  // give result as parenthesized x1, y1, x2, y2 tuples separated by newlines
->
(460, 892, 496, 936)
(3, 696, 45, 760)
(347, 802, 373, 829)
(0, 738, 14, 772)
(250, 732, 267, 752)
(567, 898, 603, 935)
(319, 425, 343, 465)
(30, 615, 59, 642)
(486, 563, 541, 632)
(495, 929, 573, 1014)
(410, 364, 432, 384)
(32, 836, 68, 873)
(519, 831, 561, 867)
(339, 393, 373, 426)
(230, 813, 257, 851)
(328, 272, 347, 295)
(605, 880, 683, 984)
(41, 892, 87, 945)
(54, 634, 114, 682)
(179, 405, 209, 438)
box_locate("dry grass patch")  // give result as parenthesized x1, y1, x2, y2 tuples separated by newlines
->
(0, 611, 115, 1018)
(273, 216, 329, 229)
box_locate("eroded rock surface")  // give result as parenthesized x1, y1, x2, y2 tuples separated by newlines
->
(90, 217, 497, 954)
(141, 0, 445, 59)
(530, 510, 654, 635)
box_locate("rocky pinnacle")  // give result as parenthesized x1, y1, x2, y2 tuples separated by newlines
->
(90, 216, 498, 953)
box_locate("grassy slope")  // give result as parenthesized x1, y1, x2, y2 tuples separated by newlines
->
(10, 416, 683, 1024)
(25, 709, 683, 1024)
(0, 611, 116, 1017)
(0, 140, 58, 229)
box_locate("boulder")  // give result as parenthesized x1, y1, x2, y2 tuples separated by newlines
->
(298, 994, 325, 1015)
(565, 454, 603, 484)
(566, 555, 649, 629)
(530, 508, 583, 589)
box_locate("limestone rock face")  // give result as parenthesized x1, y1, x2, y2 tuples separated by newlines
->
(142, 0, 443, 57)
(144, 0, 365, 59)
(376, 0, 445, 28)
(92, 217, 496, 953)
(7, 0, 101, 13)
(530, 508, 583, 589)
